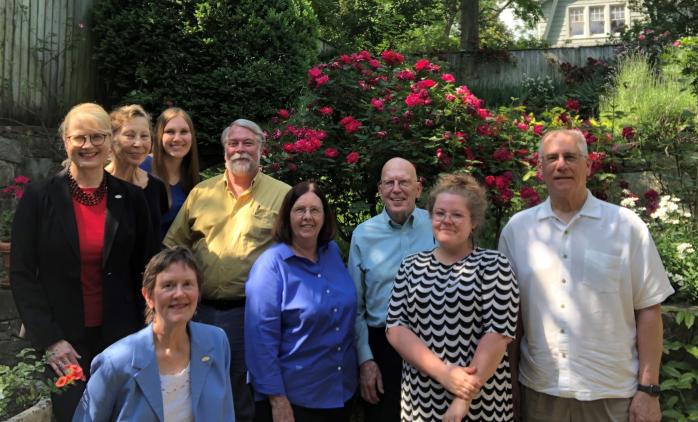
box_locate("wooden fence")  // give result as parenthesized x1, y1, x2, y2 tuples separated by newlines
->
(0, 0, 95, 127)
(447, 45, 618, 89)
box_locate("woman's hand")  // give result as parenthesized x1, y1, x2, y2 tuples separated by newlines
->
(47, 340, 82, 377)
(437, 365, 482, 400)
(443, 398, 470, 422)
(270, 395, 295, 422)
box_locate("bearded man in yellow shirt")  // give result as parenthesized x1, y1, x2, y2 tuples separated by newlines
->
(165, 119, 291, 422)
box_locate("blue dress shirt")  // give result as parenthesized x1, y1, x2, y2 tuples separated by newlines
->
(245, 241, 358, 409)
(348, 207, 435, 364)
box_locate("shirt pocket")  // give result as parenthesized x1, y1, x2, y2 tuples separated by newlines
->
(244, 204, 275, 243)
(582, 250, 621, 293)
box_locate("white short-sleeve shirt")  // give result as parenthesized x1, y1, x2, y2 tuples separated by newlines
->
(498, 192, 674, 400)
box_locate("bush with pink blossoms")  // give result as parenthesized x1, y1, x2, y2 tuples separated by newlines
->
(262, 51, 629, 243)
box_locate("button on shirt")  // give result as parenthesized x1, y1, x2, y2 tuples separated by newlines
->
(498, 192, 674, 400)
(164, 171, 290, 300)
(245, 241, 358, 409)
(348, 208, 435, 364)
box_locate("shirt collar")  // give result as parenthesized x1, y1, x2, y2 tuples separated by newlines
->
(381, 207, 417, 229)
(536, 189, 601, 221)
(278, 242, 330, 261)
(223, 169, 263, 197)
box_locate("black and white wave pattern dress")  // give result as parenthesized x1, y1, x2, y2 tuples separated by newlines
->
(386, 248, 519, 421)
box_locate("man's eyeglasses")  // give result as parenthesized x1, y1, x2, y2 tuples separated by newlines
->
(65, 133, 110, 147)
(379, 179, 413, 190)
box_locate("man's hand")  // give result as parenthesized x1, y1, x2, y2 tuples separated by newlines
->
(47, 340, 82, 377)
(629, 391, 661, 422)
(436, 365, 481, 400)
(270, 395, 295, 422)
(359, 360, 384, 404)
(443, 398, 470, 422)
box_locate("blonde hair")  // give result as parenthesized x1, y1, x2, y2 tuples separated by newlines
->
(110, 104, 152, 138)
(427, 173, 488, 231)
(59, 103, 112, 168)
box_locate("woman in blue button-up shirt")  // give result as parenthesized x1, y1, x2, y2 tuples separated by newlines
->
(245, 182, 358, 422)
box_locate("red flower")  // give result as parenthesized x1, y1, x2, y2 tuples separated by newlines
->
(492, 148, 514, 161)
(485, 175, 496, 187)
(308, 67, 322, 79)
(444, 93, 457, 102)
(533, 124, 544, 136)
(414, 59, 431, 72)
(621, 126, 635, 140)
(476, 124, 491, 136)
(346, 151, 360, 164)
(317, 106, 333, 116)
(565, 98, 580, 112)
(314, 74, 329, 86)
(277, 109, 290, 120)
(14, 175, 29, 184)
(324, 148, 339, 158)
(368, 59, 381, 69)
(405, 92, 430, 107)
(441, 73, 456, 83)
(370, 98, 384, 112)
(287, 162, 298, 172)
(589, 151, 606, 176)
(414, 79, 436, 90)
(283, 143, 295, 153)
(476, 108, 489, 120)
(339, 116, 362, 134)
(520, 186, 541, 207)
(397, 70, 415, 81)
(381, 50, 405, 66)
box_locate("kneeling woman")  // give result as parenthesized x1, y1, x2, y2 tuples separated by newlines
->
(73, 247, 235, 421)
(245, 182, 357, 422)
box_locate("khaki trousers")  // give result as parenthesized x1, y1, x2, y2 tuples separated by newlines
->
(522, 386, 631, 422)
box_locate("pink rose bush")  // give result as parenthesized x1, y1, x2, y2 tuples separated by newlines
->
(262, 51, 629, 240)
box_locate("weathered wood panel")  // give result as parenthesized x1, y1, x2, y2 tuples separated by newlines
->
(0, 0, 95, 126)
(447, 45, 618, 90)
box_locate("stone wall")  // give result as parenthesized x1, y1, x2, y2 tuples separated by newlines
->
(0, 126, 63, 367)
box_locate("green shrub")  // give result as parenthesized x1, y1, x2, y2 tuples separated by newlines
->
(91, 0, 319, 149)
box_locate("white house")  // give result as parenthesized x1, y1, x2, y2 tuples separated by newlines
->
(536, 0, 644, 46)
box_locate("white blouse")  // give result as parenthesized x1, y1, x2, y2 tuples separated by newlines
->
(160, 363, 194, 422)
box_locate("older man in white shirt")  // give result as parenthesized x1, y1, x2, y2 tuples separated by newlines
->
(499, 129, 674, 422)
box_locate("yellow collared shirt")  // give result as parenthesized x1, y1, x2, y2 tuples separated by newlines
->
(164, 171, 290, 300)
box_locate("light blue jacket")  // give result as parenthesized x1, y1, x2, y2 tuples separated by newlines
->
(73, 321, 235, 422)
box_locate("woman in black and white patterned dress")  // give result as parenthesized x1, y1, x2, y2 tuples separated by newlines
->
(386, 173, 519, 422)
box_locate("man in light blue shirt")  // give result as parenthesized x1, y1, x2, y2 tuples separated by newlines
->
(349, 157, 435, 421)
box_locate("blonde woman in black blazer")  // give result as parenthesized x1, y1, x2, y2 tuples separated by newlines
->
(10, 103, 156, 422)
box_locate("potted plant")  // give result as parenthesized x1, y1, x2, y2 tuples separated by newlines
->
(0, 176, 29, 289)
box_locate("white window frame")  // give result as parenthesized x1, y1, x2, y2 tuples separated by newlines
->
(567, 4, 628, 38)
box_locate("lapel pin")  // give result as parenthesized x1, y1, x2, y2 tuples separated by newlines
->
(201, 356, 210, 363)
(115, 194, 122, 199)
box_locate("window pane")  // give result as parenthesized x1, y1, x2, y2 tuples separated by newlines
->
(569, 8, 584, 36)
(590, 6, 604, 35)
(610, 5, 625, 33)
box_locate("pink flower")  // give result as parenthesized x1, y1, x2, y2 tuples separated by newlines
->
(314, 74, 329, 86)
(476, 108, 489, 120)
(277, 109, 290, 120)
(520, 186, 541, 207)
(397, 69, 415, 81)
(317, 106, 333, 116)
(476, 124, 491, 136)
(444, 93, 456, 102)
(621, 126, 635, 140)
(456, 86, 471, 96)
(324, 148, 339, 158)
(283, 143, 295, 153)
(381, 50, 405, 66)
(370, 98, 384, 112)
(368, 59, 381, 69)
(441, 73, 456, 83)
(532, 124, 544, 136)
(339, 55, 351, 64)
(414, 79, 436, 90)
(339, 116, 362, 134)
(639, 34, 646, 41)
(405, 92, 429, 107)
(516, 122, 529, 132)
(414, 59, 431, 72)
(672, 40, 682, 47)
(308, 67, 322, 79)
(374, 131, 387, 138)
(346, 151, 360, 164)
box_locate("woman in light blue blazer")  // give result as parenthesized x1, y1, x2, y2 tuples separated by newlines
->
(73, 247, 235, 422)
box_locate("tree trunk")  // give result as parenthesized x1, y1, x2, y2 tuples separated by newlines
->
(459, 0, 479, 51)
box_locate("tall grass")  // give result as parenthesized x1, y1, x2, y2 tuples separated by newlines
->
(600, 53, 697, 132)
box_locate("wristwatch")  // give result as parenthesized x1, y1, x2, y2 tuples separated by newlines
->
(637, 383, 661, 396)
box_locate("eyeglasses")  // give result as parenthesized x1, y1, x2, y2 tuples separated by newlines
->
(542, 153, 584, 165)
(66, 133, 110, 147)
(379, 179, 413, 190)
(432, 210, 466, 223)
(292, 207, 323, 217)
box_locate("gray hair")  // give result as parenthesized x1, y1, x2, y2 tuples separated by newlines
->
(226, 119, 265, 148)
(220, 125, 230, 146)
(538, 129, 588, 158)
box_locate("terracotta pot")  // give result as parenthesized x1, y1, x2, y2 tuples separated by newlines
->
(0, 241, 10, 289)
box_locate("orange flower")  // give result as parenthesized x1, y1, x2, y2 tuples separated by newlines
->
(55, 376, 68, 388)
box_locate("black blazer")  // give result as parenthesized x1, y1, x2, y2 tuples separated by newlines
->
(10, 170, 156, 350)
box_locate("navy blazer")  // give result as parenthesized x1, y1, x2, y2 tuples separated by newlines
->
(10, 171, 156, 350)
(73, 321, 235, 421)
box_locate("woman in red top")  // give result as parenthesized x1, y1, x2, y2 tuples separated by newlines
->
(10, 103, 156, 422)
